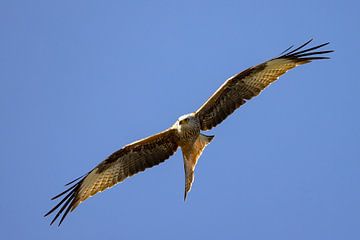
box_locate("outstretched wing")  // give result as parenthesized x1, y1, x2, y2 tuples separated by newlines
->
(45, 128, 180, 226)
(195, 39, 333, 130)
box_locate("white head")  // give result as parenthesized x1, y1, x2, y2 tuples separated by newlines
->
(173, 113, 199, 131)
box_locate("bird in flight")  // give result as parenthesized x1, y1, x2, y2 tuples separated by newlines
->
(45, 39, 333, 226)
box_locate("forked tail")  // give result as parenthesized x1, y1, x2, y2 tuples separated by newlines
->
(181, 133, 214, 200)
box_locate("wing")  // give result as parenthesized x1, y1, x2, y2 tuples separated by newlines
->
(195, 39, 333, 130)
(44, 128, 180, 226)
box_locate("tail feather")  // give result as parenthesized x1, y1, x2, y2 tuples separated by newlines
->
(182, 134, 214, 201)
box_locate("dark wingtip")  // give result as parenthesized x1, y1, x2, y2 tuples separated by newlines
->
(283, 39, 313, 56)
(45, 175, 85, 226)
(51, 183, 77, 200)
(279, 45, 294, 55)
(279, 39, 333, 61)
(65, 175, 85, 186)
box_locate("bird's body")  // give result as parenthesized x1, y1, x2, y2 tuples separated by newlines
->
(45, 40, 333, 225)
(174, 113, 214, 200)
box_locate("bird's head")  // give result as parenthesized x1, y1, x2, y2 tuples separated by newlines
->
(174, 113, 199, 131)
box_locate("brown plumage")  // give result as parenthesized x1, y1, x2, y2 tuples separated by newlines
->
(45, 39, 333, 226)
(195, 40, 332, 130)
(182, 134, 214, 200)
(45, 129, 180, 225)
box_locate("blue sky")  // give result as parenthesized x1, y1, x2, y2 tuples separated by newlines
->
(1, 0, 359, 239)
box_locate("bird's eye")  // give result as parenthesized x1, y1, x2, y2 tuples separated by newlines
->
(180, 119, 188, 124)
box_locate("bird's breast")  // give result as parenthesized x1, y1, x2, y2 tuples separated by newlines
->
(178, 125, 200, 146)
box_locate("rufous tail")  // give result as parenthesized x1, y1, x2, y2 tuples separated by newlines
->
(181, 133, 214, 201)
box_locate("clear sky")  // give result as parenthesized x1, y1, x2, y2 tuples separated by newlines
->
(1, 0, 359, 239)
